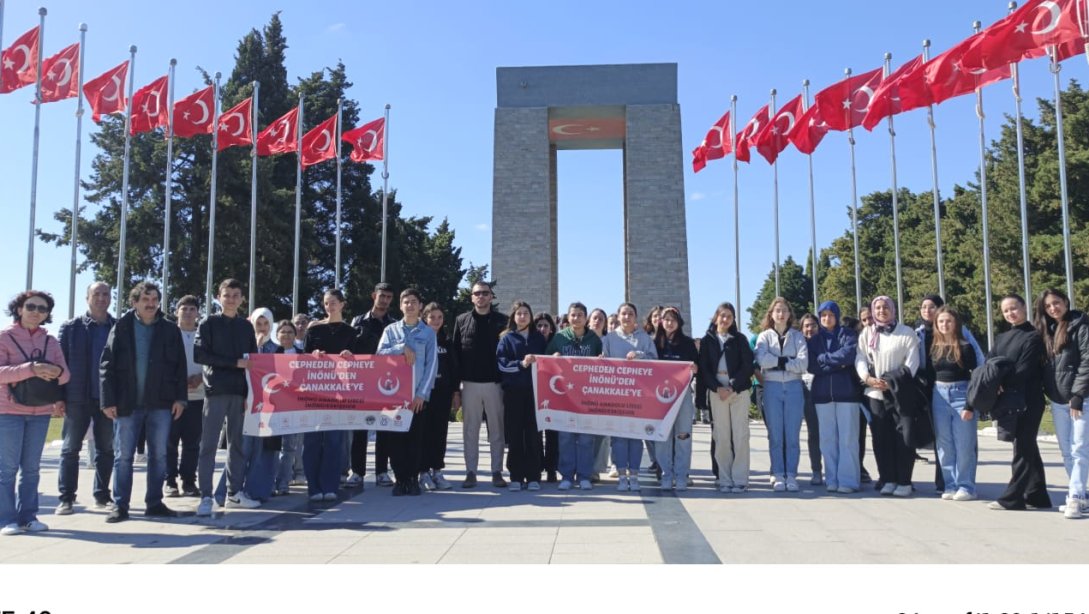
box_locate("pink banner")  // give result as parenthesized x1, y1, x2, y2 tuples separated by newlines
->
(532, 356, 693, 441)
(244, 354, 416, 436)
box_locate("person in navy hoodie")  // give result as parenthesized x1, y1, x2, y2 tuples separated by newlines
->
(807, 300, 863, 494)
(496, 300, 548, 492)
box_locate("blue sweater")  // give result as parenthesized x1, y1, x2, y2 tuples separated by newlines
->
(377, 319, 438, 401)
(496, 329, 548, 389)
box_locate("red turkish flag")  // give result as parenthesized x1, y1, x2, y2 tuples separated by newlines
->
(959, 0, 1085, 71)
(171, 85, 214, 138)
(734, 105, 769, 164)
(256, 106, 298, 156)
(926, 34, 1011, 105)
(813, 67, 883, 132)
(754, 95, 804, 164)
(39, 43, 80, 103)
(301, 113, 338, 167)
(83, 61, 129, 123)
(788, 104, 830, 155)
(342, 117, 385, 163)
(862, 55, 925, 131)
(692, 110, 731, 173)
(217, 97, 254, 151)
(129, 75, 169, 135)
(1, 26, 40, 94)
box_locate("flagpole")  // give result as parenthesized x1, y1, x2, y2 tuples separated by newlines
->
(845, 67, 863, 314)
(335, 97, 343, 289)
(802, 80, 818, 311)
(292, 94, 304, 314)
(0, 0, 5, 93)
(379, 103, 390, 283)
(204, 72, 221, 314)
(25, 7, 46, 290)
(883, 53, 905, 313)
(922, 40, 946, 299)
(730, 95, 740, 309)
(973, 21, 996, 347)
(769, 89, 780, 296)
(162, 58, 176, 312)
(1050, 44, 1076, 308)
(1009, 2, 1033, 320)
(116, 44, 137, 317)
(67, 23, 87, 320)
(248, 80, 259, 310)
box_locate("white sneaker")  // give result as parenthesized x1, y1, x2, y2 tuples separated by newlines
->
(1065, 496, 1083, 519)
(718, 483, 733, 493)
(134, 453, 147, 464)
(196, 497, 214, 516)
(22, 520, 48, 532)
(228, 492, 261, 509)
(607, 466, 619, 478)
(880, 483, 897, 496)
(941, 491, 956, 500)
(785, 479, 799, 492)
(345, 473, 364, 487)
(617, 476, 629, 492)
(0, 523, 24, 536)
(309, 493, 324, 502)
(773, 480, 786, 492)
(892, 484, 913, 497)
(509, 482, 522, 492)
(432, 471, 452, 490)
(952, 489, 976, 502)
(628, 476, 641, 492)
(836, 486, 856, 494)
(418, 472, 435, 491)
(323, 492, 338, 501)
(558, 480, 572, 491)
(579, 479, 593, 491)
(527, 482, 541, 491)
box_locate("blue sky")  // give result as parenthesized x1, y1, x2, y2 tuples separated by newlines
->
(0, 0, 1072, 334)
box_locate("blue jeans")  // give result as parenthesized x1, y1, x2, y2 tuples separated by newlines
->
(763, 379, 804, 479)
(276, 434, 304, 491)
(214, 435, 279, 501)
(558, 432, 595, 481)
(58, 402, 115, 504)
(0, 414, 50, 526)
(1051, 402, 1089, 498)
(610, 437, 643, 473)
(303, 430, 347, 496)
(655, 391, 693, 485)
(815, 401, 861, 490)
(112, 408, 172, 510)
(932, 382, 978, 494)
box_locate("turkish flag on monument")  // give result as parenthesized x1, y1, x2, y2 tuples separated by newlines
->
(83, 61, 129, 123)
(39, 43, 80, 103)
(129, 75, 169, 135)
(958, 0, 1085, 71)
(813, 67, 883, 132)
(256, 106, 299, 156)
(862, 55, 925, 131)
(788, 104, 830, 155)
(217, 97, 253, 151)
(342, 117, 385, 163)
(692, 110, 731, 173)
(754, 95, 804, 164)
(925, 34, 1011, 106)
(734, 105, 768, 164)
(301, 113, 338, 167)
(172, 85, 214, 138)
(1, 26, 40, 94)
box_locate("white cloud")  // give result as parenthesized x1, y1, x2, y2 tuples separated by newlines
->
(474, 223, 489, 231)
(689, 192, 706, 202)
(327, 23, 346, 33)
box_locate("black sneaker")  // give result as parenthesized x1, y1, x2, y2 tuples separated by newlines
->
(165, 482, 180, 497)
(94, 497, 112, 509)
(392, 482, 406, 497)
(860, 469, 873, 484)
(55, 501, 74, 516)
(144, 503, 178, 518)
(105, 508, 129, 523)
(181, 483, 200, 497)
(407, 478, 422, 496)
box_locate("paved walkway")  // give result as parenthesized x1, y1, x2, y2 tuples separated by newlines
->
(3, 421, 1086, 564)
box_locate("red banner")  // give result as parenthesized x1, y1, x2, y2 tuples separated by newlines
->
(244, 354, 416, 436)
(532, 356, 692, 441)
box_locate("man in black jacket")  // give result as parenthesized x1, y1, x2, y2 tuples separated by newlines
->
(99, 281, 188, 523)
(56, 281, 116, 514)
(348, 283, 396, 487)
(452, 281, 508, 488)
(194, 279, 258, 517)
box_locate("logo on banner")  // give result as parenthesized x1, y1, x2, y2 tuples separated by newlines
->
(377, 372, 401, 396)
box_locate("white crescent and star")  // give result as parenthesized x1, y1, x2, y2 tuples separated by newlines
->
(772, 111, 795, 135)
(377, 374, 400, 396)
(273, 118, 292, 143)
(313, 129, 332, 152)
(548, 375, 571, 396)
(743, 118, 762, 140)
(222, 113, 246, 137)
(102, 74, 122, 103)
(853, 86, 875, 112)
(708, 125, 726, 150)
(191, 99, 210, 125)
(142, 90, 162, 117)
(357, 129, 379, 151)
(655, 383, 679, 405)
(12, 44, 32, 74)
(50, 58, 73, 88)
(1031, 0, 1061, 35)
(553, 123, 594, 136)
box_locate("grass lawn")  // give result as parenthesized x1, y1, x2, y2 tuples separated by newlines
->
(978, 408, 1055, 436)
(47, 417, 64, 442)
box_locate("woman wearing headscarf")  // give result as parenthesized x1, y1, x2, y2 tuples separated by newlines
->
(855, 296, 920, 497)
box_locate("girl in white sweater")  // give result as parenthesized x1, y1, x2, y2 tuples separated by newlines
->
(754, 297, 809, 492)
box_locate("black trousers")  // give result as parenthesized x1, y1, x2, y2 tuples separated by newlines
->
(167, 399, 204, 485)
(351, 429, 390, 476)
(57, 401, 115, 504)
(540, 430, 558, 475)
(802, 387, 822, 475)
(869, 398, 916, 486)
(388, 412, 425, 484)
(997, 402, 1053, 509)
(420, 386, 454, 472)
(503, 386, 542, 484)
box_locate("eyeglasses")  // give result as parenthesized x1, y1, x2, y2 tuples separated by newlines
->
(22, 303, 50, 314)
(472, 291, 491, 297)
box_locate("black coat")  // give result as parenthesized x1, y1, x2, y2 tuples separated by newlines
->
(882, 365, 933, 448)
(1043, 310, 1089, 409)
(990, 321, 1045, 412)
(99, 310, 188, 416)
(58, 312, 115, 405)
(194, 314, 258, 397)
(698, 330, 754, 395)
(452, 309, 508, 384)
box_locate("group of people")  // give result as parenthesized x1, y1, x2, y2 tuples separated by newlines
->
(1, 275, 1086, 536)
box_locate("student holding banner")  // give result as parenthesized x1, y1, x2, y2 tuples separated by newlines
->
(546, 302, 602, 491)
(496, 301, 549, 492)
(602, 303, 658, 492)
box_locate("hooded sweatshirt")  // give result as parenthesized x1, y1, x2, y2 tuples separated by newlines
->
(806, 301, 862, 404)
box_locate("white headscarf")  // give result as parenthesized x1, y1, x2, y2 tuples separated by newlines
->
(249, 307, 276, 347)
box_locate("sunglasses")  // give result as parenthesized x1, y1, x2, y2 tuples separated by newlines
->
(22, 303, 50, 314)
(472, 291, 491, 297)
